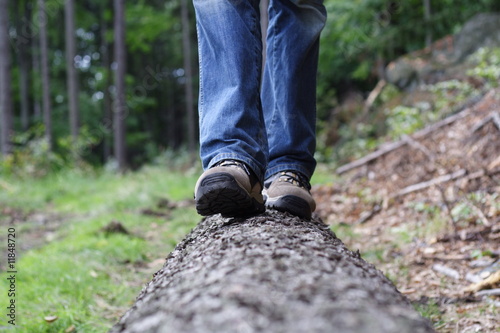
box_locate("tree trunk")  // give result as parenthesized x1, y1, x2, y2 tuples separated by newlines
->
(181, 0, 196, 155)
(38, 0, 52, 149)
(113, 0, 127, 171)
(111, 211, 434, 333)
(0, 0, 13, 155)
(17, 0, 31, 131)
(65, 0, 80, 144)
(423, 0, 432, 48)
(101, 8, 112, 163)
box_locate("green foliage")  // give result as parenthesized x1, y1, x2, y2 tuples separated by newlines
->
(467, 47, 500, 87)
(414, 299, 444, 327)
(385, 105, 423, 139)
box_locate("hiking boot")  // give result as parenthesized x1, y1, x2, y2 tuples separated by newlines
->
(263, 171, 316, 219)
(195, 160, 265, 217)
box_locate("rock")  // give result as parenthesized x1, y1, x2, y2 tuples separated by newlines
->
(452, 13, 500, 62)
(385, 12, 500, 90)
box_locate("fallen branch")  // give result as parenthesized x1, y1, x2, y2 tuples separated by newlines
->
(402, 134, 436, 162)
(465, 270, 500, 293)
(337, 107, 471, 174)
(475, 288, 500, 297)
(355, 204, 382, 224)
(471, 111, 500, 133)
(394, 169, 467, 197)
(363, 79, 387, 114)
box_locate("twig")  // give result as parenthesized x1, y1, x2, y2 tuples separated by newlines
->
(492, 112, 500, 132)
(475, 288, 500, 297)
(471, 111, 500, 133)
(355, 204, 382, 224)
(465, 270, 500, 293)
(432, 263, 460, 280)
(394, 169, 467, 197)
(363, 79, 387, 114)
(402, 134, 436, 162)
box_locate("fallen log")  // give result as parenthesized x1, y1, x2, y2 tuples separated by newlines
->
(110, 211, 434, 333)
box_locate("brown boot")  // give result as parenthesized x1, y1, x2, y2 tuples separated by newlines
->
(263, 171, 315, 219)
(195, 160, 265, 217)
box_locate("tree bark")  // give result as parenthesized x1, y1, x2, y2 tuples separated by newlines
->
(111, 211, 434, 333)
(113, 0, 127, 171)
(0, 0, 13, 156)
(65, 0, 80, 144)
(38, 0, 52, 149)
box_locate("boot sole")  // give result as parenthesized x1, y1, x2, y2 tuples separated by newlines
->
(265, 195, 312, 220)
(195, 173, 265, 217)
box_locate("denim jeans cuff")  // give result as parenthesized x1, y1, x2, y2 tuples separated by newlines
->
(208, 153, 264, 183)
(264, 164, 313, 181)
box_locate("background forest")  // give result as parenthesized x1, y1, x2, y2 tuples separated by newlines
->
(1, 0, 499, 173)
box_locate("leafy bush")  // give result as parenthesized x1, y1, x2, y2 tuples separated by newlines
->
(467, 47, 500, 87)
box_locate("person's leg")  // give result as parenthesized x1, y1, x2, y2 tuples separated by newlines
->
(261, 0, 326, 219)
(193, 0, 267, 216)
(193, 0, 268, 181)
(261, 0, 326, 180)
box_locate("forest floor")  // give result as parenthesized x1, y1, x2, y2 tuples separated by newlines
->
(314, 87, 500, 332)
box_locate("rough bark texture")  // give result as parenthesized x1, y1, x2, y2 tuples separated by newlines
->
(111, 211, 434, 333)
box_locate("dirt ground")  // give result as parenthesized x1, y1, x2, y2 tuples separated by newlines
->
(314, 89, 500, 332)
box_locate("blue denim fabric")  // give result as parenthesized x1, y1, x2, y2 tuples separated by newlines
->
(193, 0, 326, 183)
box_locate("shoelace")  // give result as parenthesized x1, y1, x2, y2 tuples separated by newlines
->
(276, 171, 311, 190)
(215, 159, 252, 177)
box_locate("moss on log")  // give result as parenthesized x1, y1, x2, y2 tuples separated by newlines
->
(110, 211, 434, 333)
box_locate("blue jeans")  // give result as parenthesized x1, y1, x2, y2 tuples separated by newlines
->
(194, 0, 326, 183)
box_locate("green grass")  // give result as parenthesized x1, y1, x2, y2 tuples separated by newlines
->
(0, 165, 200, 332)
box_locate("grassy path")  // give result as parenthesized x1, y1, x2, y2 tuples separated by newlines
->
(0, 166, 200, 332)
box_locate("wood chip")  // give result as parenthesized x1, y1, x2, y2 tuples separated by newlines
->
(433, 263, 461, 280)
(465, 270, 500, 293)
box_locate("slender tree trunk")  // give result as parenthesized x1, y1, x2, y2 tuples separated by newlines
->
(101, 9, 112, 163)
(113, 0, 127, 170)
(181, 0, 195, 154)
(65, 0, 80, 144)
(38, 0, 52, 149)
(32, 31, 41, 120)
(111, 212, 434, 333)
(0, 0, 13, 155)
(423, 0, 432, 48)
(17, 1, 31, 131)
